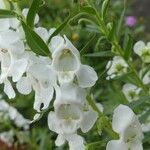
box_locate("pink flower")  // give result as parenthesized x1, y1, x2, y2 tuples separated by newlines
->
(126, 16, 137, 27)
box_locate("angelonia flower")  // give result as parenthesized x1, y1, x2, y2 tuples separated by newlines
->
(0, 98, 30, 147)
(106, 105, 144, 150)
(122, 83, 141, 102)
(0, 99, 30, 130)
(106, 56, 128, 80)
(125, 16, 137, 27)
(0, 2, 99, 149)
(134, 41, 150, 63)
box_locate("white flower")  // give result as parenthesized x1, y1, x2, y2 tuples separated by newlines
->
(48, 83, 99, 150)
(122, 83, 141, 102)
(106, 56, 128, 80)
(106, 105, 144, 150)
(0, 99, 30, 130)
(134, 41, 150, 63)
(16, 53, 56, 112)
(142, 70, 150, 84)
(0, 30, 28, 98)
(50, 35, 98, 87)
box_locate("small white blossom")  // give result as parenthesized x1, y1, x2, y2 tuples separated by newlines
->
(106, 105, 144, 150)
(48, 83, 99, 150)
(106, 56, 128, 80)
(16, 52, 56, 112)
(0, 99, 30, 130)
(122, 83, 141, 102)
(50, 35, 98, 87)
(0, 30, 28, 98)
(134, 41, 150, 63)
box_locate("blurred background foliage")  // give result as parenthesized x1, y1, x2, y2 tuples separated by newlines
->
(0, 0, 150, 149)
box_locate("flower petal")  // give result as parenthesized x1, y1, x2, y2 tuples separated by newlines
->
(34, 83, 54, 112)
(11, 58, 28, 82)
(106, 140, 127, 150)
(4, 79, 16, 99)
(80, 109, 98, 133)
(76, 65, 98, 88)
(133, 41, 145, 56)
(16, 77, 32, 95)
(55, 134, 66, 146)
(112, 104, 135, 134)
(65, 134, 85, 150)
(48, 111, 62, 133)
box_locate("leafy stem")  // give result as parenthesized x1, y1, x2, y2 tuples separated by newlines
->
(87, 95, 119, 140)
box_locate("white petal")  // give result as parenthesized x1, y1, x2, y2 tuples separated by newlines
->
(0, 30, 20, 44)
(49, 36, 64, 53)
(106, 140, 127, 150)
(4, 79, 16, 99)
(9, 40, 25, 54)
(76, 65, 98, 88)
(54, 83, 86, 108)
(65, 134, 85, 150)
(16, 77, 32, 95)
(35, 27, 49, 42)
(55, 134, 66, 146)
(11, 58, 28, 82)
(0, 19, 10, 31)
(133, 41, 145, 56)
(34, 84, 54, 112)
(112, 104, 135, 134)
(48, 111, 61, 133)
(130, 140, 143, 150)
(80, 109, 98, 133)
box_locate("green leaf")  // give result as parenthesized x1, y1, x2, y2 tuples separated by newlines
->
(101, 0, 110, 19)
(84, 50, 114, 57)
(21, 21, 50, 57)
(124, 34, 133, 60)
(108, 22, 117, 42)
(80, 6, 96, 15)
(117, 6, 126, 39)
(80, 34, 97, 55)
(128, 95, 150, 109)
(47, 15, 71, 43)
(27, 0, 43, 28)
(0, 9, 18, 18)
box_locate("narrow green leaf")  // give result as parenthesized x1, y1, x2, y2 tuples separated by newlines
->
(27, 0, 43, 28)
(47, 15, 70, 44)
(21, 21, 50, 57)
(80, 34, 97, 55)
(128, 95, 150, 109)
(124, 34, 133, 60)
(108, 22, 117, 42)
(84, 50, 114, 57)
(101, 0, 110, 19)
(0, 9, 18, 18)
(117, 7, 126, 38)
(80, 6, 96, 15)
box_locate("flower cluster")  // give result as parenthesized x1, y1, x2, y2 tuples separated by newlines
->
(0, 97, 30, 147)
(0, 1, 100, 149)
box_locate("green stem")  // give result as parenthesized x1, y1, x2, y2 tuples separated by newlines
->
(94, 7, 148, 94)
(87, 95, 119, 139)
